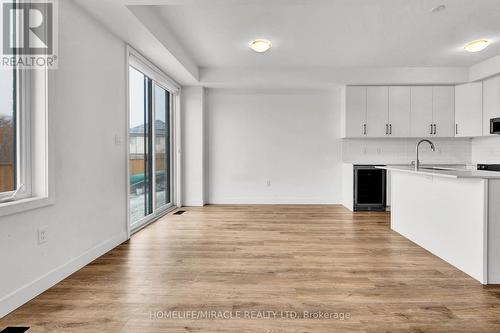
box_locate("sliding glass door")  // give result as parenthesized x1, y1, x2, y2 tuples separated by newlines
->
(128, 64, 173, 231)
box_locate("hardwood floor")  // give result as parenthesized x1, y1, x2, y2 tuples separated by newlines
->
(1, 205, 500, 332)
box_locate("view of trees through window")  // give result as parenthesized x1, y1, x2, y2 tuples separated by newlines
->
(0, 69, 16, 193)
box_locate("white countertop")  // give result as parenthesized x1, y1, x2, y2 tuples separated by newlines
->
(377, 165, 500, 179)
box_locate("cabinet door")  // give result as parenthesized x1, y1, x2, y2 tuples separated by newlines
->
(455, 82, 483, 137)
(432, 86, 455, 137)
(366, 86, 389, 137)
(483, 76, 500, 136)
(410, 86, 433, 137)
(388, 87, 410, 137)
(345, 86, 367, 137)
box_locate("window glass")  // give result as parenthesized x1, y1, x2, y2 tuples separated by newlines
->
(0, 69, 16, 193)
(154, 85, 170, 208)
(129, 66, 151, 223)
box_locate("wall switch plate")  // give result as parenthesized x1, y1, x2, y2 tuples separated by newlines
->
(38, 228, 48, 245)
(114, 135, 122, 146)
(266, 180, 271, 187)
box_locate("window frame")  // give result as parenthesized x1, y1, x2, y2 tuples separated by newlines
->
(0, 64, 53, 216)
(0, 67, 31, 201)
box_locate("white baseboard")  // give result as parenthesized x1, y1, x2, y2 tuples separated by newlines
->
(182, 200, 205, 207)
(208, 196, 340, 205)
(342, 204, 354, 212)
(0, 232, 128, 319)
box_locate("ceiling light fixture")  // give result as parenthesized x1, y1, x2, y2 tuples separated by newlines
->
(431, 5, 446, 13)
(249, 39, 272, 53)
(464, 39, 490, 52)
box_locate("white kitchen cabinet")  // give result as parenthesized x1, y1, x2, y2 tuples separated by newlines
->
(455, 82, 483, 137)
(483, 76, 500, 136)
(345, 86, 367, 137)
(388, 87, 411, 137)
(343, 85, 455, 138)
(432, 86, 455, 137)
(410, 86, 433, 137)
(366, 86, 389, 137)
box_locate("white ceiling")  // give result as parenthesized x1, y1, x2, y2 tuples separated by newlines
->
(151, 0, 500, 68)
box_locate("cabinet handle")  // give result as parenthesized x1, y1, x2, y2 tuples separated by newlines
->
(363, 124, 367, 135)
(430, 124, 433, 135)
(389, 124, 392, 135)
(456, 124, 458, 135)
(385, 124, 388, 135)
(433, 124, 437, 135)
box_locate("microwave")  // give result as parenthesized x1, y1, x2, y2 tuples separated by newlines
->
(491, 118, 500, 134)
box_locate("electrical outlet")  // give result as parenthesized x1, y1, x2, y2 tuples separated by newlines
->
(38, 228, 48, 245)
(377, 148, 382, 154)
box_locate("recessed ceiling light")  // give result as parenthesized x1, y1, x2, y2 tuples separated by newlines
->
(431, 5, 446, 13)
(464, 39, 490, 52)
(249, 39, 272, 53)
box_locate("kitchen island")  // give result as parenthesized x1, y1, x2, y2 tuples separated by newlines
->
(378, 165, 500, 284)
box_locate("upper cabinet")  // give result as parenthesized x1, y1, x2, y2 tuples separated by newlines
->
(343, 86, 412, 138)
(342, 85, 454, 139)
(342, 79, 499, 139)
(432, 86, 455, 137)
(345, 86, 367, 138)
(388, 87, 411, 137)
(410, 86, 455, 137)
(455, 82, 483, 137)
(483, 76, 500, 136)
(410, 87, 433, 137)
(366, 87, 389, 137)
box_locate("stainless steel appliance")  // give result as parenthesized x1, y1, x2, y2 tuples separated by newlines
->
(354, 165, 386, 211)
(477, 164, 500, 172)
(490, 118, 500, 135)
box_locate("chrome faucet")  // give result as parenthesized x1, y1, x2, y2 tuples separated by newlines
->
(415, 139, 435, 171)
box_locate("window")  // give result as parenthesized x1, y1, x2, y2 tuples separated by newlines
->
(127, 48, 179, 231)
(0, 66, 49, 210)
(0, 68, 17, 195)
(0, 66, 32, 204)
(0, 0, 53, 215)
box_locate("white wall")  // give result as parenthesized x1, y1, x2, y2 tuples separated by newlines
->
(0, 0, 128, 317)
(471, 136, 500, 164)
(206, 88, 342, 204)
(181, 86, 206, 206)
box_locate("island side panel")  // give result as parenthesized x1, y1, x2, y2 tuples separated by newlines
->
(391, 171, 487, 283)
(342, 164, 354, 211)
(488, 180, 500, 284)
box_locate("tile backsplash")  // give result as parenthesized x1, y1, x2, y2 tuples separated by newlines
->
(342, 138, 472, 165)
(471, 136, 500, 164)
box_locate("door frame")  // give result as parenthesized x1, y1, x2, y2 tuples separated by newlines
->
(125, 46, 182, 237)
